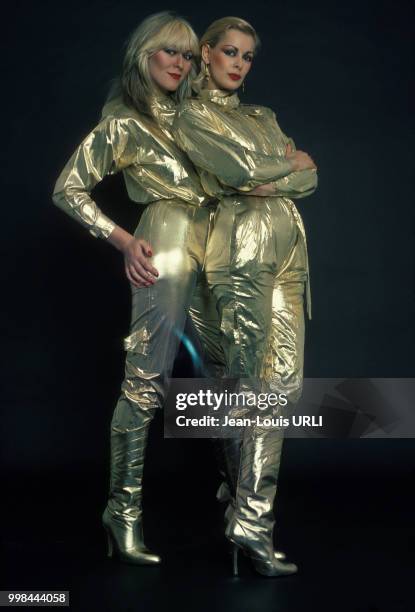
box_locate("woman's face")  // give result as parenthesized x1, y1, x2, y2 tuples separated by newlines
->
(202, 29, 255, 92)
(149, 47, 194, 93)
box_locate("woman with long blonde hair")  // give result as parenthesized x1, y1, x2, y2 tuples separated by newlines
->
(52, 12, 222, 566)
(173, 16, 318, 577)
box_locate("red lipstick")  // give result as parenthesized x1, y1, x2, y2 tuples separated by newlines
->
(228, 73, 241, 81)
(167, 72, 181, 81)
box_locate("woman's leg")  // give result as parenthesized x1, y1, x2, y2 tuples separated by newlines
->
(201, 198, 277, 533)
(226, 230, 307, 575)
(191, 197, 276, 525)
(207, 198, 306, 574)
(205, 197, 278, 384)
(104, 202, 209, 564)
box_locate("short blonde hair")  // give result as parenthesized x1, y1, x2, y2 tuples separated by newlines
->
(109, 12, 199, 116)
(193, 17, 260, 92)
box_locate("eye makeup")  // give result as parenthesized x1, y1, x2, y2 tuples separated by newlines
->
(163, 48, 193, 61)
(221, 45, 254, 62)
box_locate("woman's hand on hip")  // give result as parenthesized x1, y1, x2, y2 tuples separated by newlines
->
(123, 238, 159, 288)
(107, 225, 159, 288)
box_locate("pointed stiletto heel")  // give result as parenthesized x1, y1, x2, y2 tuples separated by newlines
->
(227, 531, 298, 577)
(104, 412, 161, 566)
(102, 507, 161, 566)
(212, 438, 287, 561)
(225, 426, 298, 578)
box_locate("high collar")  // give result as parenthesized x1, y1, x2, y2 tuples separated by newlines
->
(149, 94, 176, 126)
(198, 88, 240, 110)
(101, 93, 176, 126)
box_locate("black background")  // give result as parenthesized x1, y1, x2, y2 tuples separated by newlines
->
(2, 1, 414, 610)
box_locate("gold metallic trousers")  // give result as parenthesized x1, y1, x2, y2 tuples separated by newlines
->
(203, 195, 306, 396)
(203, 196, 307, 568)
(104, 194, 307, 566)
(104, 199, 222, 558)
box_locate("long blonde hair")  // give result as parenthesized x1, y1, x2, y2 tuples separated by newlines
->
(193, 17, 260, 93)
(108, 12, 199, 116)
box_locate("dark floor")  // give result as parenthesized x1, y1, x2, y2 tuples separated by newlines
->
(2, 440, 414, 612)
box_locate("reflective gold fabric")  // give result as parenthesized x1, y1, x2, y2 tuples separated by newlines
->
(52, 95, 212, 239)
(225, 425, 285, 564)
(104, 198, 226, 546)
(202, 195, 307, 404)
(174, 89, 318, 406)
(174, 91, 318, 571)
(51, 95, 224, 559)
(173, 88, 317, 319)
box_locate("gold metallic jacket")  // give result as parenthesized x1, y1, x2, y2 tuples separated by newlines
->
(173, 89, 318, 318)
(52, 96, 212, 239)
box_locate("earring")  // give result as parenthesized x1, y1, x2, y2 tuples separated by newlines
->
(242, 80, 245, 93)
(204, 62, 210, 82)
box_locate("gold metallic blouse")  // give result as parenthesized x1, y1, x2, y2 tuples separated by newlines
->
(52, 96, 211, 239)
(172, 89, 318, 317)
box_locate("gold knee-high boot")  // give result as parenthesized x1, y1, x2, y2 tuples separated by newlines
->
(225, 426, 297, 577)
(102, 405, 161, 565)
(212, 437, 287, 561)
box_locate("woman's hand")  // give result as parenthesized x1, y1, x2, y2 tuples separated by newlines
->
(107, 226, 159, 288)
(244, 142, 317, 197)
(248, 183, 277, 197)
(123, 238, 159, 288)
(286, 143, 317, 171)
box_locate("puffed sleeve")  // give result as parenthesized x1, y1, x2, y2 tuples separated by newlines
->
(52, 116, 136, 239)
(173, 102, 295, 191)
(270, 114, 318, 199)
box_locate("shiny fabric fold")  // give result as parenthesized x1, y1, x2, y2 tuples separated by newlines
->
(52, 95, 212, 239)
(52, 93, 226, 560)
(173, 89, 316, 566)
(204, 195, 306, 405)
(105, 199, 224, 546)
(225, 425, 285, 562)
(111, 199, 223, 431)
(173, 88, 317, 320)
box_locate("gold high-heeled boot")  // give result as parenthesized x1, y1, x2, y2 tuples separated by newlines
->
(212, 436, 287, 562)
(103, 413, 161, 565)
(225, 425, 297, 577)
